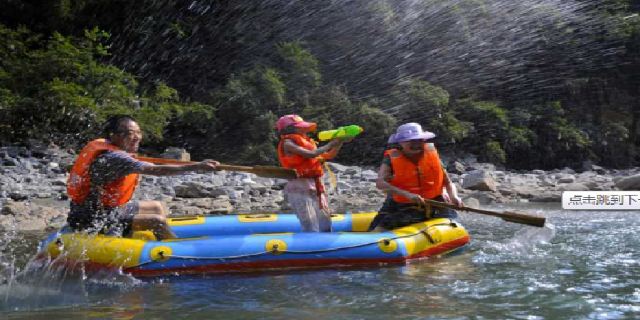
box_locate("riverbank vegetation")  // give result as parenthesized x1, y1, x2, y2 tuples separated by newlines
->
(0, 0, 639, 169)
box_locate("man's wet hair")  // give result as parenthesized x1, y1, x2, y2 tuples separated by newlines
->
(102, 115, 136, 137)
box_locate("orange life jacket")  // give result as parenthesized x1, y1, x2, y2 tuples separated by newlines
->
(67, 139, 140, 208)
(385, 143, 444, 203)
(277, 134, 324, 178)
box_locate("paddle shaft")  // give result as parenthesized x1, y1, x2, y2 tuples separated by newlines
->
(136, 156, 248, 171)
(135, 156, 298, 179)
(424, 199, 546, 228)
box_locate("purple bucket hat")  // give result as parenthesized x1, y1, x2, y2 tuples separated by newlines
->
(388, 123, 436, 144)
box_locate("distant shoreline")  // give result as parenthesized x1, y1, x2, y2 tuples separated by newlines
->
(1, 144, 637, 232)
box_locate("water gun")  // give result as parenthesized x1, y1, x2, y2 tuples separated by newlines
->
(317, 125, 364, 141)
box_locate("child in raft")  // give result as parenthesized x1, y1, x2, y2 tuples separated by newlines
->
(275, 114, 350, 232)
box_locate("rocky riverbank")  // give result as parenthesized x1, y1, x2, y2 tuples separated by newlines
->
(1, 144, 639, 231)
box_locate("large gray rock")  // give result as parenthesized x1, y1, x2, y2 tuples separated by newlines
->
(185, 198, 214, 208)
(9, 191, 29, 201)
(2, 158, 19, 167)
(173, 183, 207, 198)
(462, 191, 502, 204)
(0, 201, 65, 231)
(498, 186, 540, 199)
(360, 170, 378, 182)
(449, 161, 466, 175)
(326, 162, 350, 173)
(462, 197, 480, 208)
(179, 196, 233, 214)
(0, 214, 15, 230)
(469, 163, 496, 172)
(161, 147, 191, 161)
(504, 174, 537, 186)
(177, 206, 205, 215)
(226, 189, 245, 200)
(539, 177, 557, 187)
(557, 183, 590, 191)
(336, 181, 353, 194)
(15, 217, 48, 231)
(558, 175, 576, 184)
(174, 182, 226, 198)
(615, 174, 640, 190)
(530, 192, 562, 202)
(50, 177, 67, 186)
(1, 146, 28, 158)
(251, 183, 269, 195)
(462, 170, 497, 191)
(584, 181, 613, 191)
(1, 201, 30, 216)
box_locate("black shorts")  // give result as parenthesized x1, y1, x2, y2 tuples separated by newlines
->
(368, 196, 457, 231)
(67, 201, 139, 236)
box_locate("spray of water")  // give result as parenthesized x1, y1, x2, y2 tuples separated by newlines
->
(110, 0, 625, 109)
(0, 231, 141, 312)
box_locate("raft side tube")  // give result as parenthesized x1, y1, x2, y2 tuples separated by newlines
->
(37, 215, 469, 276)
(168, 212, 370, 237)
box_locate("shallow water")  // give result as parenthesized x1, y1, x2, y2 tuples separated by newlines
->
(2, 204, 639, 319)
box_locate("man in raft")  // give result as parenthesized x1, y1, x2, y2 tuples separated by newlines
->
(66, 115, 219, 239)
(276, 114, 349, 232)
(369, 122, 464, 230)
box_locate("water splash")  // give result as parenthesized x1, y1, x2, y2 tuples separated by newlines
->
(497, 223, 557, 254)
(472, 222, 557, 266)
(0, 231, 141, 312)
(110, 0, 626, 106)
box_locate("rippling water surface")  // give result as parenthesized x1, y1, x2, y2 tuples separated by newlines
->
(2, 204, 639, 319)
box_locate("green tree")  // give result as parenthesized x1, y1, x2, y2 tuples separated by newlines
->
(385, 78, 468, 145)
(304, 86, 396, 164)
(532, 101, 593, 169)
(454, 99, 509, 164)
(276, 42, 321, 103)
(0, 24, 215, 150)
(207, 65, 286, 162)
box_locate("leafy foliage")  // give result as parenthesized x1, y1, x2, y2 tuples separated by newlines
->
(1, 0, 640, 169)
(385, 78, 470, 146)
(0, 24, 214, 149)
(204, 44, 397, 164)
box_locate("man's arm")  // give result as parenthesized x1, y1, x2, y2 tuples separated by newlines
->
(90, 151, 218, 185)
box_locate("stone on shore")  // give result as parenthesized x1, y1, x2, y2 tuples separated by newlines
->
(462, 170, 497, 191)
(615, 174, 640, 190)
(0, 200, 66, 231)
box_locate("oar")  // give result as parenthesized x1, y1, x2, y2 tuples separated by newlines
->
(424, 199, 546, 228)
(135, 156, 298, 180)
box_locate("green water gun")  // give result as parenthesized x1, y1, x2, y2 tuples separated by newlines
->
(317, 125, 364, 141)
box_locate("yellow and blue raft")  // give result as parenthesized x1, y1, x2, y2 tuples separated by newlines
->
(37, 212, 470, 277)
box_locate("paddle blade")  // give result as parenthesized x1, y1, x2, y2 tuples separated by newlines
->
(501, 211, 546, 228)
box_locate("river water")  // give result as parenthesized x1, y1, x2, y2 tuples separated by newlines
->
(1, 203, 638, 319)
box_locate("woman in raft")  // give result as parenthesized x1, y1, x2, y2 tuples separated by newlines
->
(369, 122, 464, 230)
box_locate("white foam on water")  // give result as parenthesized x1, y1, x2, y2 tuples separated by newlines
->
(0, 232, 142, 312)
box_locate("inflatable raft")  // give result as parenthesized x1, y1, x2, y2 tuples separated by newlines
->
(37, 212, 470, 277)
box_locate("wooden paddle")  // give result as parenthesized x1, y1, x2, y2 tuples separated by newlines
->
(424, 199, 546, 228)
(135, 156, 298, 180)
